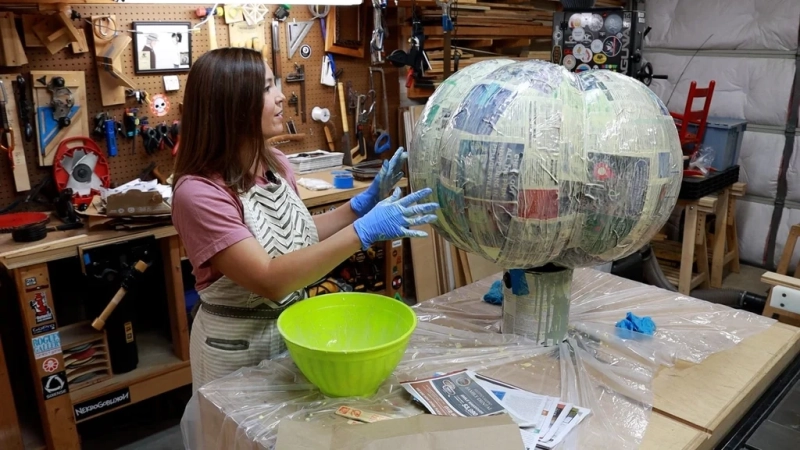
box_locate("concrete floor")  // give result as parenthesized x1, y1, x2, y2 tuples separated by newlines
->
(720, 264, 771, 294)
(77, 265, 773, 450)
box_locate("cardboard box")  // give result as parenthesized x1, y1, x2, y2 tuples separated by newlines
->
(105, 190, 171, 217)
(275, 414, 524, 450)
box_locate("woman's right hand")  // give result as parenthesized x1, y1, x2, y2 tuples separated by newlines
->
(353, 187, 439, 250)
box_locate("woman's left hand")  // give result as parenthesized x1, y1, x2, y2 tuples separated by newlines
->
(349, 147, 407, 218)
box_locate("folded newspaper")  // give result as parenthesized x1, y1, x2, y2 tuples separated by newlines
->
(400, 370, 591, 449)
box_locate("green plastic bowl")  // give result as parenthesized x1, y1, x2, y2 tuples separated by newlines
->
(277, 293, 417, 397)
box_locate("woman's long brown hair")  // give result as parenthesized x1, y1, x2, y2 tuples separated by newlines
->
(173, 47, 283, 193)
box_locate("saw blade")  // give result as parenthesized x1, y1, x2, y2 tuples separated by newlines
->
(75, 151, 98, 173)
(67, 173, 93, 196)
(63, 150, 100, 195)
(60, 151, 78, 174)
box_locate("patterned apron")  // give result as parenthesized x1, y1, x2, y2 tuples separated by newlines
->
(189, 173, 319, 390)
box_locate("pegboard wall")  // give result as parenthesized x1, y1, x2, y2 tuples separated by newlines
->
(0, 3, 401, 207)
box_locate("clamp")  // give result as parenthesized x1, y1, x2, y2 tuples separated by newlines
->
(286, 63, 306, 123)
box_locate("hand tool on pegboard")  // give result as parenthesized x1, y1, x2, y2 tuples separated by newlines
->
(158, 123, 176, 151)
(92, 112, 122, 157)
(346, 81, 357, 114)
(337, 81, 353, 166)
(370, 0, 387, 65)
(13, 75, 33, 142)
(195, 6, 223, 50)
(37, 76, 81, 155)
(286, 19, 314, 59)
(288, 92, 299, 117)
(0, 80, 15, 163)
(271, 20, 283, 91)
(123, 108, 140, 153)
(140, 119, 164, 155)
(138, 162, 167, 185)
(369, 67, 391, 154)
(354, 95, 371, 165)
(323, 123, 336, 152)
(169, 121, 180, 156)
(92, 260, 149, 331)
(286, 63, 306, 123)
(273, 4, 291, 21)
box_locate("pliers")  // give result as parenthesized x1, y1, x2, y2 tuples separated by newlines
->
(355, 96, 374, 159)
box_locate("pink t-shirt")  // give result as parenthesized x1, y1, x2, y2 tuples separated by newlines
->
(171, 148, 298, 291)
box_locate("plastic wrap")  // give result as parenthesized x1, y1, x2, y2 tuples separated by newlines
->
(408, 59, 684, 269)
(182, 269, 774, 450)
(687, 146, 715, 175)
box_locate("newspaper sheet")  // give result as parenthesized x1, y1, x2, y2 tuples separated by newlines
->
(472, 373, 553, 430)
(400, 370, 505, 417)
(541, 402, 573, 443)
(402, 370, 592, 448)
(537, 406, 592, 449)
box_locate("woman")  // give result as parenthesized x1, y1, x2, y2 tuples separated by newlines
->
(171, 48, 438, 390)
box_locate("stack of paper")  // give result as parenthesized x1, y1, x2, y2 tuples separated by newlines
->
(99, 178, 172, 203)
(287, 150, 344, 174)
(401, 369, 591, 449)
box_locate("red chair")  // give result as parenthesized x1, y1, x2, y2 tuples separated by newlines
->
(671, 81, 716, 166)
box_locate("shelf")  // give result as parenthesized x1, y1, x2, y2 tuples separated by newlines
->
(69, 330, 191, 419)
(660, 264, 708, 291)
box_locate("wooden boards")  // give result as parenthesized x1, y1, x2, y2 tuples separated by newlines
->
(228, 20, 266, 51)
(92, 15, 136, 106)
(0, 13, 28, 67)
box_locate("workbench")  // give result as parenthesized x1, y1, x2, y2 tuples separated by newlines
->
(0, 168, 401, 450)
(191, 270, 800, 450)
(418, 273, 800, 450)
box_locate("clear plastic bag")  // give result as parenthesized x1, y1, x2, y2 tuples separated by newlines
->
(688, 146, 716, 175)
(182, 269, 774, 450)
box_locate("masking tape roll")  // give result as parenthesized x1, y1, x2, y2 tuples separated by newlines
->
(311, 107, 331, 123)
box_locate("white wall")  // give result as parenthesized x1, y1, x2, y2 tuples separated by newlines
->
(644, 0, 800, 268)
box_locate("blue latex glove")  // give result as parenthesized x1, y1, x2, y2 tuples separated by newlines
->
(483, 280, 503, 305)
(353, 187, 439, 250)
(508, 269, 529, 295)
(349, 148, 408, 217)
(615, 312, 657, 336)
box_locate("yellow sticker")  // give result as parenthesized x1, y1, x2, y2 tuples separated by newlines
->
(124, 322, 134, 343)
(593, 53, 607, 64)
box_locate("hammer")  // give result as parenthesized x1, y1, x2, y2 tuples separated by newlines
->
(138, 162, 167, 184)
(92, 260, 148, 330)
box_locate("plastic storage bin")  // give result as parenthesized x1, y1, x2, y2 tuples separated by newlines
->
(687, 117, 747, 171)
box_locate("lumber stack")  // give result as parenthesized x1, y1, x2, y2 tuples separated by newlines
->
(398, 0, 626, 98)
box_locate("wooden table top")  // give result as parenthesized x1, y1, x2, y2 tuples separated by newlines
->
(410, 270, 799, 450)
(0, 168, 407, 270)
(653, 321, 800, 444)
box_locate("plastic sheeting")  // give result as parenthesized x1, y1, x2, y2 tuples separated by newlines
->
(182, 269, 774, 450)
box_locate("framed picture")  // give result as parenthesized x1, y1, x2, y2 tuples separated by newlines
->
(132, 21, 192, 74)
